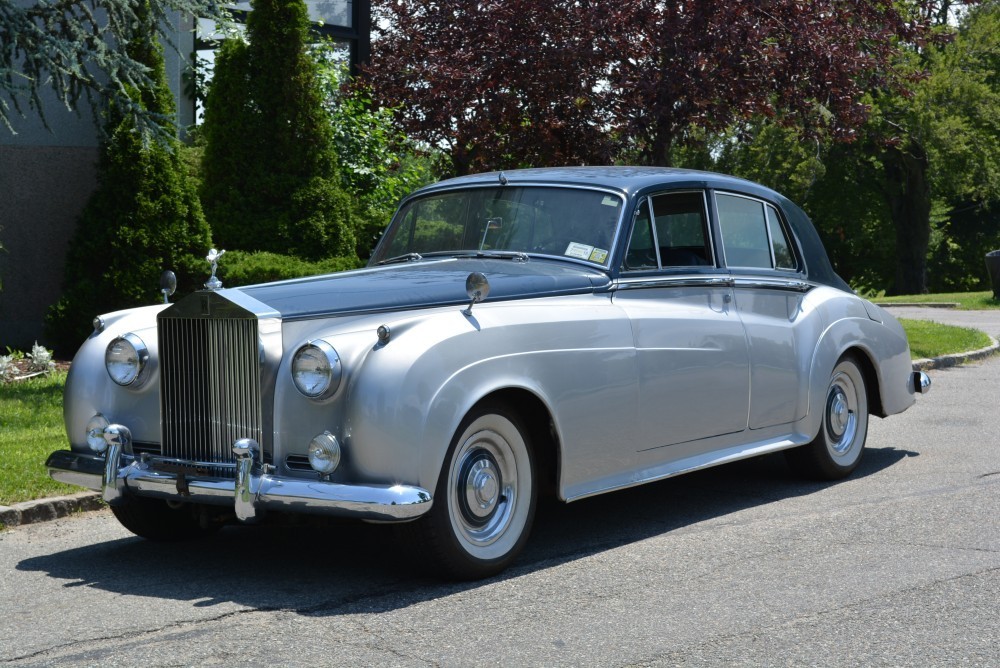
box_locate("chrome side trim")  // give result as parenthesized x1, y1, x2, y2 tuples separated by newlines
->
(613, 275, 735, 291)
(46, 448, 433, 522)
(732, 277, 815, 293)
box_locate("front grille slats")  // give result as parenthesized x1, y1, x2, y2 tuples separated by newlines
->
(159, 312, 262, 478)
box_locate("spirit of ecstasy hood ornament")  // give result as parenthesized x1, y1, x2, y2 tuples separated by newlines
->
(205, 248, 225, 290)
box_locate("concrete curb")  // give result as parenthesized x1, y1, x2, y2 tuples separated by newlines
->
(911, 333, 1000, 371)
(875, 302, 960, 309)
(0, 491, 104, 529)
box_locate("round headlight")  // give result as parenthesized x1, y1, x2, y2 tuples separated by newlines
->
(86, 414, 110, 453)
(105, 333, 149, 386)
(308, 432, 341, 474)
(291, 340, 342, 399)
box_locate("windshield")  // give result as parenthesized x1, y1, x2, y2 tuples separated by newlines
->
(372, 186, 624, 266)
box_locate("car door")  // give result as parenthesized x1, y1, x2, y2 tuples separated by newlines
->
(612, 191, 751, 451)
(714, 191, 810, 429)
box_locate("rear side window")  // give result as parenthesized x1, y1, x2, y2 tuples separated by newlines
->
(623, 191, 712, 271)
(717, 193, 798, 271)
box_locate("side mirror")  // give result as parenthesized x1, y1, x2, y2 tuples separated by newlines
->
(160, 270, 177, 304)
(462, 272, 490, 317)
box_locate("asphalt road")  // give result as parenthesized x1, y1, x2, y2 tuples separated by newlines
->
(2, 318, 999, 666)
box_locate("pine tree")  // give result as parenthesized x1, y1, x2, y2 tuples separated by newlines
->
(200, 0, 356, 261)
(45, 0, 212, 353)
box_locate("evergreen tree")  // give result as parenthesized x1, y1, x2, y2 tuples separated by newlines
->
(200, 0, 356, 261)
(45, 0, 211, 354)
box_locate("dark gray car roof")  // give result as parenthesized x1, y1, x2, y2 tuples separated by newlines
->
(408, 167, 851, 293)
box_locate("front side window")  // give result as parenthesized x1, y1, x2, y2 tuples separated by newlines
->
(373, 186, 623, 266)
(717, 193, 798, 271)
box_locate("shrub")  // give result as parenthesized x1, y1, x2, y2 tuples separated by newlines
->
(219, 251, 362, 287)
(200, 0, 357, 261)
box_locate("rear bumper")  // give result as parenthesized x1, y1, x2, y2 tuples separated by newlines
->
(46, 446, 432, 523)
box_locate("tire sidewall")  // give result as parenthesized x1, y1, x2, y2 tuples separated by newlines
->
(818, 356, 869, 475)
(432, 402, 537, 577)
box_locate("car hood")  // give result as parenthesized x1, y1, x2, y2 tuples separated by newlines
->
(230, 258, 611, 320)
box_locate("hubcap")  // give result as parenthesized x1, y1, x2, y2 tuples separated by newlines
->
(450, 427, 520, 548)
(825, 376, 857, 455)
(460, 454, 501, 526)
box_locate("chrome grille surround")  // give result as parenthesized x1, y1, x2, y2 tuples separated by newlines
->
(157, 291, 280, 477)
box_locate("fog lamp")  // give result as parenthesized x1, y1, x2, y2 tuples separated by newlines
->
(307, 432, 341, 475)
(86, 414, 110, 453)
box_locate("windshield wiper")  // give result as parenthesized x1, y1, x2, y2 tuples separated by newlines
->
(453, 250, 530, 262)
(377, 252, 423, 266)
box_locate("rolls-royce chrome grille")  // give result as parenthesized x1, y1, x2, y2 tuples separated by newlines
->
(158, 309, 262, 476)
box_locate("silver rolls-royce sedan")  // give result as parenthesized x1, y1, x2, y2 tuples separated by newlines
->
(47, 167, 930, 579)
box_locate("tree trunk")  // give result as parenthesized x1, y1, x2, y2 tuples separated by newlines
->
(882, 141, 931, 295)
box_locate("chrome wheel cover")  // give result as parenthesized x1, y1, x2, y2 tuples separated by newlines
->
(446, 413, 531, 561)
(823, 362, 867, 465)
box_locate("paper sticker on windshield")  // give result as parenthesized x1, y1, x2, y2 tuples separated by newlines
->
(589, 248, 609, 263)
(565, 242, 594, 260)
(601, 196, 619, 207)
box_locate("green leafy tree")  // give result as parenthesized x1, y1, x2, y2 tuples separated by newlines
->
(318, 54, 435, 257)
(200, 0, 356, 261)
(922, 1, 1000, 291)
(45, 0, 211, 353)
(850, 0, 1000, 294)
(1, 0, 225, 141)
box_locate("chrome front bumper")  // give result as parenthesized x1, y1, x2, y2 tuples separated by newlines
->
(46, 429, 432, 523)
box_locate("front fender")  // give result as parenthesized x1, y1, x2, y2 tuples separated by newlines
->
(344, 296, 637, 495)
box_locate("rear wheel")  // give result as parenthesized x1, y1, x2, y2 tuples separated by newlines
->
(405, 401, 536, 580)
(110, 497, 221, 541)
(786, 354, 869, 480)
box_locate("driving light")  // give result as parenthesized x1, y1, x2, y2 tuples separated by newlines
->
(291, 340, 342, 399)
(105, 333, 149, 386)
(86, 414, 110, 453)
(307, 432, 341, 475)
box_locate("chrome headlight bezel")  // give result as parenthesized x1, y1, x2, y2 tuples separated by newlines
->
(291, 340, 343, 399)
(105, 333, 149, 387)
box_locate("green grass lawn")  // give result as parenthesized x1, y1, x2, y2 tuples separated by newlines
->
(899, 318, 993, 360)
(877, 290, 1000, 310)
(0, 371, 78, 508)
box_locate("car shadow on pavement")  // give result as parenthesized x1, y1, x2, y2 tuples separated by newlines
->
(16, 446, 916, 615)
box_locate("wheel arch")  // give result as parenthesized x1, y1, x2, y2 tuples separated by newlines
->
(803, 317, 895, 440)
(468, 388, 560, 499)
(842, 345, 886, 418)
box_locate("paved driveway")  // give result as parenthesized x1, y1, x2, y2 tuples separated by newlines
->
(3, 350, 999, 666)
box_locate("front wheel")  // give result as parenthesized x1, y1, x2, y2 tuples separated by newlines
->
(404, 401, 537, 580)
(786, 354, 869, 480)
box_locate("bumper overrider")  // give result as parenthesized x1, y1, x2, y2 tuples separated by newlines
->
(46, 424, 433, 522)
